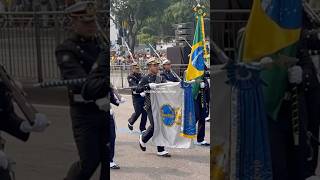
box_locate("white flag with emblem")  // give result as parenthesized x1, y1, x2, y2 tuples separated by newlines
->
(150, 82, 192, 148)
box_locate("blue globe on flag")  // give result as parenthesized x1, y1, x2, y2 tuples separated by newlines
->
(160, 104, 175, 127)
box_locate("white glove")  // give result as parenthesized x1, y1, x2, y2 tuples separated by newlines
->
(95, 97, 109, 112)
(260, 56, 273, 64)
(0, 151, 8, 170)
(149, 83, 157, 90)
(288, 66, 303, 84)
(119, 97, 126, 104)
(259, 56, 274, 69)
(200, 82, 205, 88)
(20, 113, 49, 133)
(140, 92, 146, 97)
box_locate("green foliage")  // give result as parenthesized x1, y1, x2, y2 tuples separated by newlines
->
(137, 33, 158, 44)
(111, 0, 209, 51)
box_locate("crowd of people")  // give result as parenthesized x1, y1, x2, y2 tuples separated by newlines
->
(111, 52, 167, 66)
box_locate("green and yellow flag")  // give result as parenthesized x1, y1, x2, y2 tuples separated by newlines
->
(186, 4, 208, 81)
(185, 4, 208, 98)
(241, 0, 302, 120)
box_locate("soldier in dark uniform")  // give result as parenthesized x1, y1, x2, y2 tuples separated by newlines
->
(296, 19, 320, 178)
(127, 62, 147, 133)
(55, 1, 110, 179)
(194, 69, 210, 146)
(136, 57, 171, 157)
(0, 81, 49, 180)
(160, 59, 180, 82)
(266, 9, 320, 180)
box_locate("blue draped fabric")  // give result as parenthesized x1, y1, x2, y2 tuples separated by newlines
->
(226, 63, 273, 179)
(181, 81, 197, 138)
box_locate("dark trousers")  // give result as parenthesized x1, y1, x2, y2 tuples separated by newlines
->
(0, 169, 11, 180)
(142, 109, 165, 152)
(108, 114, 116, 163)
(65, 104, 109, 180)
(305, 88, 320, 176)
(195, 95, 206, 142)
(128, 97, 147, 131)
(268, 99, 309, 180)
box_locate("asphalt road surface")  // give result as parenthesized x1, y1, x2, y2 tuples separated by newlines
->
(3, 93, 210, 180)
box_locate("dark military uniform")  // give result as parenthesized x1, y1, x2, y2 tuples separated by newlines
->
(0, 82, 30, 180)
(194, 72, 210, 143)
(136, 73, 167, 153)
(160, 70, 180, 82)
(127, 72, 147, 132)
(56, 31, 109, 180)
(160, 59, 180, 82)
(296, 27, 320, 178)
(268, 14, 320, 179)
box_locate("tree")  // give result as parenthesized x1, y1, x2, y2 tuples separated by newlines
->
(110, 0, 169, 52)
(111, 0, 209, 52)
(137, 33, 158, 45)
(140, 0, 210, 43)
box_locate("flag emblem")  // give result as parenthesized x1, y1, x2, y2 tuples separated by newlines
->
(160, 104, 175, 127)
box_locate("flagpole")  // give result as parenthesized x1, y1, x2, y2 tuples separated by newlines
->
(148, 43, 162, 60)
(123, 40, 136, 62)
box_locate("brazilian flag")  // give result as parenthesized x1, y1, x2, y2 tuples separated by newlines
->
(186, 7, 208, 98)
(241, 0, 302, 120)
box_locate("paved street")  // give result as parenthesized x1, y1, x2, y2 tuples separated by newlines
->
(110, 95, 210, 180)
(3, 91, 210, 180)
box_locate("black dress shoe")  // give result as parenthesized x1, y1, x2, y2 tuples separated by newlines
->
(157, 151, 171, 157)
(195, 141, 210, 146)
(110, 162, 120, 169)
(140, 129, 146, 134)
(128, 123, 133, 131)
(139, 135, 146, 151)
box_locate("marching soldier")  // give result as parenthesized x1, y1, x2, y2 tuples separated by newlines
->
(267, 9, 320, 180)
(0, 80, 49, 179)
(108, 84, 126, 170)
(107, 87, 122, 170)
(127, 62, 147, 133)
(194, 69, 210, 146)
(55, 1, 109, 179)
(160, 59, 180, 82)
(136, 57, 171, 157)
(296, 17, 320, 178)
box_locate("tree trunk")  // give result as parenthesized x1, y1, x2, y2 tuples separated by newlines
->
(128, 22, 135, 53)
(128, 33, 136, 53)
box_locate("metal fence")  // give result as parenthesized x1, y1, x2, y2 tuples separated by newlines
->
(211, 9, 250, 60)
(0, 11, 108, 83)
